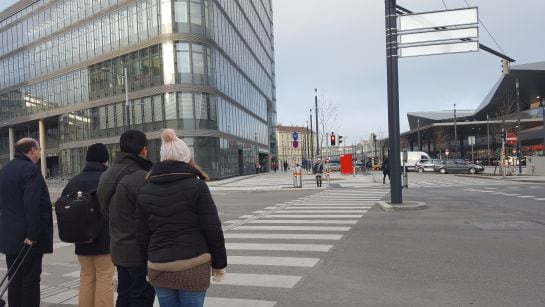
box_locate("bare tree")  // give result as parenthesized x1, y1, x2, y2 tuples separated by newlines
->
(434, 127, 452, 157)
(317, 95, 339, 152)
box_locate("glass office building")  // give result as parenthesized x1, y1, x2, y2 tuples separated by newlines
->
(0, 0, 277, 178)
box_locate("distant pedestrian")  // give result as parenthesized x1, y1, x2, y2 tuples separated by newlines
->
(60, 143, 114, 307)
(382, 157, 390, 184)
(283, 161, 288, 172)
(136, 129, 227, 307)
(0, 138, 53, 307)
(255, 161, 260, 174)
(313, 159, 324, 187)
(97, 130, 155, 307)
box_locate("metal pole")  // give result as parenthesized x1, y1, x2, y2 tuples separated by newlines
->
(309, 110, 314, 161)
(385, 0, 402, 204)
(487, 113, 490, 166)
(516, 80, 521, 174)
(454, 103, 457, 157)
(542, 97, 545, 156)
(417, 118, 421, 151)
(315, 89, 319, 157)
(124, 67, 131, 129)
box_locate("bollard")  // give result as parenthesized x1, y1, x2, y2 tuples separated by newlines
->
(293, 166, 302, 188)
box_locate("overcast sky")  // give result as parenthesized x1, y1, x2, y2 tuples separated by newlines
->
(2, 0, 545, 144)
(273, 0, 545, 144)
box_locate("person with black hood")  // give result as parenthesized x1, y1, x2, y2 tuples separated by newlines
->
(382, 157, 390, 184)
(97, 130, 155, 306)
(0, 138, 53, 307)
(136, 128, 227, 307)
(61, 143, 114, 307)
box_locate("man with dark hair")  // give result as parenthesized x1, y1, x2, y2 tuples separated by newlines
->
(97, 130, 155, 306)
(0, 138, 53, 306)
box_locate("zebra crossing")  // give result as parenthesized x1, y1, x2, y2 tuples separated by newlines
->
(0, 188, 385, 306)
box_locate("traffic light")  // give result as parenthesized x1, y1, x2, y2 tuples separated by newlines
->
(501, 59, 510, 75)
(338, 136, 343, 144)
(500, 129, 506, 139)
(330, 134, 336, 146)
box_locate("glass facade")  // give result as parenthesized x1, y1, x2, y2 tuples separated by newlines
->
(0, 0, 276, 179)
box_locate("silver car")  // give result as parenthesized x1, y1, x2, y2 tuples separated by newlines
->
(434, 159, 484, 174)
(415, 159, 436, 172)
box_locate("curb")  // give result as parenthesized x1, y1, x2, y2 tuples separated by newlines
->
(377, 200, 428, 212)
(455, 174, 545, 183)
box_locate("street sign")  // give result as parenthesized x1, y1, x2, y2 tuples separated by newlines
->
(397, 7, 479, 58)
(292, 132, 299, 140)
(468, 136, 475, 145)
(292, 140, 299, 148)
(445, 149, 450, 156)
(398, 7, 478, 31)
(506, 133, 517, 145)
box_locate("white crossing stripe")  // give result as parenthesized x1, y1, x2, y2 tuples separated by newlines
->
(228, 256, 320, 267)
(232, 226, 350, 231)
(265, 214, 363, 218)
(534, 198, 545, 201)
(63, 270, 81, 278)
(205, 297, 276, 307)
(283, 203, 375, 206)
(42, 289, 79, 303)
(53, 242, 73, 249)
(225, 233, 343, 240)
(226, 243, 333, 252)
(212, 273, 301, 288)
(249, 220, 357, 225)
(517, 195, 535, 198)
(276, 210, 367, 213)
(285, 206, 371, 209)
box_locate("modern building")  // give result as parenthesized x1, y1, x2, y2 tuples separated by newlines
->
(0, 0, 276, 179)
(401, 62, 545, 162)
(275, 124, 312, 167)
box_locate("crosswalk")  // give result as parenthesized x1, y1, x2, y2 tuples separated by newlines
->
(0, 188, 385, 306)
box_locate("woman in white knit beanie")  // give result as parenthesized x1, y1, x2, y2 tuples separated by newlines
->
(136, 128, 226, 307)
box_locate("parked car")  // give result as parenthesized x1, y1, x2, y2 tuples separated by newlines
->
(415, 159, 436, 172)
(325, 162, 340, 172)
(434, 159, 484, 174)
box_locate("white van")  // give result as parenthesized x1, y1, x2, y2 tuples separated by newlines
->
(401, 151, 432, 171)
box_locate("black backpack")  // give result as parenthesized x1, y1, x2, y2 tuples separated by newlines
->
(55, 189, 101, 243)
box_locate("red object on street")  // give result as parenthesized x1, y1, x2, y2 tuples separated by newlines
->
(340, 154, 353, 175)
(506, 133, 517, 145)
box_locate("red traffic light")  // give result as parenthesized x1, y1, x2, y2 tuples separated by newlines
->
(330, 134, 336, 146)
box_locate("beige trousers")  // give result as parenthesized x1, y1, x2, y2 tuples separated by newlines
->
(78, 254, 115, 307)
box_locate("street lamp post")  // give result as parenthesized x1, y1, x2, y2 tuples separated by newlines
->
(417, 118, 421, 151)
(516, 80, 521, 174)
(101, 67, 130, 129)
(454, 103, 457, 157)
(486, 113, 491, 166)
(309, 109, 314, 161)
(314, 89, 319, 157)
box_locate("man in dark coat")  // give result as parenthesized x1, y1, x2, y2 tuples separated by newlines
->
(0, 138, 53, 307)
(382, 157, 390, 184)
(61, 143, 114, 307)
(97, 130, 154, 307)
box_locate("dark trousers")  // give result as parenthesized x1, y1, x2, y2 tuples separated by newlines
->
(115, 265, 155, 307)
(5, 252, 43, 307)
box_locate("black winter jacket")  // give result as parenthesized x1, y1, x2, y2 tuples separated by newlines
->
(136, 161, 227, 270)
(97, 152, 152, 267)
(61, 162, 110, 256)
(0, 154, 53, 255)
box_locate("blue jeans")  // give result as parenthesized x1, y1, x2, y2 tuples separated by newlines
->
(155, 287, 206, 307)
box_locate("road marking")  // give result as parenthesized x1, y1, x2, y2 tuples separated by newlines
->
(225, 233, 343, 240)
(250, 220, 357, 224)
(503, 193, 520, 196)
(42, 289, 79, 303)
(226, 243, 333, 252)
(265, 214, 363, 218)
(517, 195, 535, 198)
(212, 273, 301, 288)
(533, 198, 545, 201)
(276, 210, 367, 213)
(53, 242, 73, 249)
(63, 270, 81, 278)
(232, 225, 350, 231)
(285, 206, 372, 209)
(228, 256, 320, 267)
(285, 203, 376, 206)
(205, 297, 276, 307)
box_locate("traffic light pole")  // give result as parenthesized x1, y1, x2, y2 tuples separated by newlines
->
(315, 89, 320, 157)
(385, 0, 402, 204)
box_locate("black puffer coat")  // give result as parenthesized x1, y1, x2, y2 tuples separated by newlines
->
(136, 161, 227, 270)
(61, 162, 109, 256)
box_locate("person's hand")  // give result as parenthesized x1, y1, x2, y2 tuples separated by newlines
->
(23, 238, 35, 246)
(211, 268, 226, 282)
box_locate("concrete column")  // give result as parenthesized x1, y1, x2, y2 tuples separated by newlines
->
(39, 119, 47, 177)
(8, 127, 15, 160)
